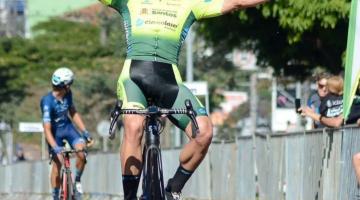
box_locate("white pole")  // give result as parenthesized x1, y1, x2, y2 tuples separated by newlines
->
(186, 27, 194, 82)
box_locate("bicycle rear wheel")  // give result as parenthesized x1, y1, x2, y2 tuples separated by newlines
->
(141, 146, 165, 200)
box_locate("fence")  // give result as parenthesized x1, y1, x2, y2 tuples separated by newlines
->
(1, 126, 360, 200)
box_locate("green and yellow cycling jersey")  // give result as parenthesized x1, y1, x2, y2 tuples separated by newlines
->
(100, 0, 224, 64)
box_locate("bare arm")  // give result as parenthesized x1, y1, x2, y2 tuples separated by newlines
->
(43, 123, 57, 148)
(320, 115, 344, 128)
(69, 107, 86, 132)
(222, 0, 269, 14)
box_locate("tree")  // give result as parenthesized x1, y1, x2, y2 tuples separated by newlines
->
(0, 18, 127, 139)
(197, 0, 350, 78)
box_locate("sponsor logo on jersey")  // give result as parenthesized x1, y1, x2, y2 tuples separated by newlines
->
(152, 9, 177, 18)
(136, 18, 145, 26)
(198, 108, 207, 115)
(144, 20, 178, 29)
(141, 0, 151, 4)
(140, 8, 148, 15)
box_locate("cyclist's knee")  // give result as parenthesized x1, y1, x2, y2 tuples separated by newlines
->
(76, 152, 86, 162)
(194, 117, 213, 148)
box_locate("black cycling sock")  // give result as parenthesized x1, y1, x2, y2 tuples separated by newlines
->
(166, 165, 193, 193)
(52, 187, 60, 199)
(75, 168, 83, 182)
(122, 174, 141, 200)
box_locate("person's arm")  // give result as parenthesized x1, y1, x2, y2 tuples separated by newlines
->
(221, 0, 270, 14)
(69, 106, 93, 145)
(69, 107, 86, 133)
(43, 122, 57, 148)
(300, 106, 321, 122)
(319, 115, 344, 128)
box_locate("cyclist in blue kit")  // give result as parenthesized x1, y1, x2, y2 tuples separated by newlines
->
(40, 67, 94, 200)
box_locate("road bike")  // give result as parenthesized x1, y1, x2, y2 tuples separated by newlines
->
(49, 148, 86, 200)
(109, 99, 199, 200)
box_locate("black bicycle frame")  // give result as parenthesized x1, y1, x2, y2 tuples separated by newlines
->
(109, 99, 199, 200)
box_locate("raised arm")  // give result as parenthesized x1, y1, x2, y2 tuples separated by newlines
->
(221, 0, 270, 14)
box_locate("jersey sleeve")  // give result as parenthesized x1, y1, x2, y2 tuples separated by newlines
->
(40, 98, 51, 124)
(192, 0, 224, 20)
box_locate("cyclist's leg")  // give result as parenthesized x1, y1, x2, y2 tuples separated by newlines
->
(118, 59, 147, 199)
(65, 124, 86, 185)
(64, 123, 86, 199)
(51, 154, 62, 200)
(49, 130, 65, 200)
(353, 152, 360, 184)
(166, 83, 213, 194)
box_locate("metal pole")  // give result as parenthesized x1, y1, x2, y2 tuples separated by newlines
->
(103, 137, 108, 152)
(250, 73, 258, 135)
(186, 27, 194, 82)
(42, 133, 46, 160)
(271, 78, 277, 131)
(296, 81, 302, 129)
(24, 0, 31, 38)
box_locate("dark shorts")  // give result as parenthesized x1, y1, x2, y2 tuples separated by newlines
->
(117, 59, 207, 130)
(48, 123, 85, 154)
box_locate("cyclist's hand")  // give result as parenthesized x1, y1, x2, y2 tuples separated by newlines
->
(82, 130, 94, 147)
(52, 145, 63, 155)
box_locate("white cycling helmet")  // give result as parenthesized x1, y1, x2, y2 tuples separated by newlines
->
(51, 67, 74, 87)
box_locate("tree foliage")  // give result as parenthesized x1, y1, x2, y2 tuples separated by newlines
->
(0, 18, 127, 136)
(197, 0, 351, 78)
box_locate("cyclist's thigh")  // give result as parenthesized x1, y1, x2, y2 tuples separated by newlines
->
(117, 59, 147, 109)
(168, 84, 208, 131)
(63, 123, 85, 149)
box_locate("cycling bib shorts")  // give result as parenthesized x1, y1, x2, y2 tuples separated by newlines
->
(117, 59, 207, 130)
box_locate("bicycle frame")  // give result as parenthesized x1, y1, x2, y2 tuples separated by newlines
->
(50, 149, 86, 200)
(109, 99, 199, 200)
(61, 151, 74, 200)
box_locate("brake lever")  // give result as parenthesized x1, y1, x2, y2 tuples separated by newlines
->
(109, 100, 122, 140)
(185, 99, 199, 138)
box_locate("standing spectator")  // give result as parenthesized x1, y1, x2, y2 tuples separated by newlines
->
(307, 72, 330, 128)
(300, 75, 343, 128)
(15, 144, 26, 161)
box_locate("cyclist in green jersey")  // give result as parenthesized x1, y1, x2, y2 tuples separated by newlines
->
(99, 0, 269, 199)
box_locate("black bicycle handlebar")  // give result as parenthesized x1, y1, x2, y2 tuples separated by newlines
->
(109, 99, 200, 140)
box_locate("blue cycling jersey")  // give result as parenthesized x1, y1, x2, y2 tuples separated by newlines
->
(40, 91, 74, 129)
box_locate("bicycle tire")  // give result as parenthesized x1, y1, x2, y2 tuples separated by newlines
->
(66, 171, 74, 200)
(142, 146, 165, 200)
(60, 170, 67, 200)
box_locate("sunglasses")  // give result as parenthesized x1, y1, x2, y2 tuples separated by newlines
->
(318, 83, 326, 89)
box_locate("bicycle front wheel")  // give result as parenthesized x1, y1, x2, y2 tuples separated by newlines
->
(61, 170, 74, 200)
(142, 146, 165, 200)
